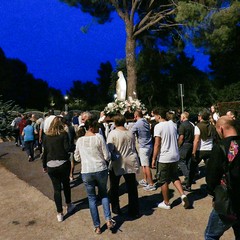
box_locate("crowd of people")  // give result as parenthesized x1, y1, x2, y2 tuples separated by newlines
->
(10, 105, 240, 238)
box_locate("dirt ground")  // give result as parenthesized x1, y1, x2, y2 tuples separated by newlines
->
(0, 142, 234, 240)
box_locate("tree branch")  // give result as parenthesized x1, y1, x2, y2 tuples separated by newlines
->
(137, 10, 153, 29)
(123, 0, 130, 20)
(149, 0, 156, 9)
(130, 0, 139, 23)
(110, 0, 126, 21)
(133, 8, 177, 37)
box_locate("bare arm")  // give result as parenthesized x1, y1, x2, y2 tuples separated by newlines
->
(152, 136, 161, 168)
(178, 134, 184, 148)
(192, 135, 200, 156)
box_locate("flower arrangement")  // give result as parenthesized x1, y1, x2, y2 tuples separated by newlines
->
(104, 98, 147, 116)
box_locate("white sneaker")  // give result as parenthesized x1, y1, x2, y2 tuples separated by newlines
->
(181, 195, 189, 209)
(157, 201, 171, 210)
(67, 203, 76, 214)
(138, 179, 148, 187)
(143, 184, 157, 191)
(57, 213, 63, 222)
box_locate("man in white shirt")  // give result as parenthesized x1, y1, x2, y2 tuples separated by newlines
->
(152, 108, 189, 210)
(189, 109, 216, 190)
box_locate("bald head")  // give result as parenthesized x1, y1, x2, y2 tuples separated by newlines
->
(216, 116, 237, 138)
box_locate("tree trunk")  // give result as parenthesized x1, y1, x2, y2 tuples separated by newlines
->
(125, 23, 137, 99)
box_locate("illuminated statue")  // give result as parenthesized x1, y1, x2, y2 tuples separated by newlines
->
(116, 71, 126, 101)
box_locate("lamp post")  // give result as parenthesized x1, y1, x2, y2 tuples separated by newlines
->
(178, 84, 184, 113)
(64, 95, 69, 112)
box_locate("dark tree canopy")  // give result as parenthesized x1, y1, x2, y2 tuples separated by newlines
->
(0, 48, 63, 111)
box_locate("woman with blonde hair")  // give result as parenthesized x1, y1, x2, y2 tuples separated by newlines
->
(42, 116, 75, 222)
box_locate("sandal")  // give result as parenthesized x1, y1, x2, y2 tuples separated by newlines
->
(94, 227, 101, 234)
(106, 219, 116, 230)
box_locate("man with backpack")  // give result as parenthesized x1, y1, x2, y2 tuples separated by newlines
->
(189, 109, 216, 190)
(205, 116, 240, 239)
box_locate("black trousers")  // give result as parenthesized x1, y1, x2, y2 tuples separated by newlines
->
(48, 161, 71, 213)
(188, 150, 212, 187)
(24, 141, 34, 158)
(109, 170, 139, 216)
(13, 128, 21, 145)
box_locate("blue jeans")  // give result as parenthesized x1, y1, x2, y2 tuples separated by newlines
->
(82, 169, 111, 228)
(205, 209, 240, 240)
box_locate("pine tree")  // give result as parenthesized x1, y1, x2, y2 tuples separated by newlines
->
(0, 96, 21, 141)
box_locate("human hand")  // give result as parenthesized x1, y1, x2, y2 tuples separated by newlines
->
(151, 159, 156, 169)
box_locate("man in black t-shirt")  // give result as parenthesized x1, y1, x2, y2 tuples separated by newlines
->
(177, 111, 195, 191)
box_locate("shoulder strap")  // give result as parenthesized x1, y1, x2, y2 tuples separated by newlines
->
(219, 144, 228, 167)
(219, 141, 240, 190)
(219, 143, 231, 189)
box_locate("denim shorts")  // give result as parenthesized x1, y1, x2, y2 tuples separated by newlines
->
(138, 147, 152, 167)
(156, 162, 180, 185)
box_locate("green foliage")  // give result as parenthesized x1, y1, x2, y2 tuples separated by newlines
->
(176, 2, 208, 26)
(60, 0, 113, 24)
(207, 25, 232, 49)
(217, 82, 240, 102)
(186, 1, 240, 53)
(0, 96, 21, 138)
(67, 80, 100, 110)
(136, 46, 217, 110)
(96, 61, 113, 103)
(68, 98, 88, 110)
(205, 2, 240, 51)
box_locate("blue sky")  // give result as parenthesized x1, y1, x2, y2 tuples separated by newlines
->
(0, 0, 126, 93)
(0, 0, 210, 94)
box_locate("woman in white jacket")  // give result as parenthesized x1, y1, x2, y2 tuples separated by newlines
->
(74, 119, 115, 234)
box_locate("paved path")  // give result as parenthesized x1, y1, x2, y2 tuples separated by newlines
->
(0, 142, 234, 240)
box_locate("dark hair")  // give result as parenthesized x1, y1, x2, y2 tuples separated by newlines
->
(61, 117, 70, 126)
(85, 119, 100, 131)
(26, 119, 32, 126)
(199, 108, 210, 121)
(152, 108, 167, 119)
(134, 110, 143, 118)
(113, 114, 126, 127)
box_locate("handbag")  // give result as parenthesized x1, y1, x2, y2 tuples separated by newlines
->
(111, 150, 121, 161)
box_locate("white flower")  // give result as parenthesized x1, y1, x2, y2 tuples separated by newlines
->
(107, 102, 114, 108)
(104, 98, 147, 116)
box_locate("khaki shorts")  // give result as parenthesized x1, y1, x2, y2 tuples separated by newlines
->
(138, 147, 152, 167)
(156, 162, 180, 185)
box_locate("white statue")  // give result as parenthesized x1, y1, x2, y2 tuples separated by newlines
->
(116, 71, 126, 101)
